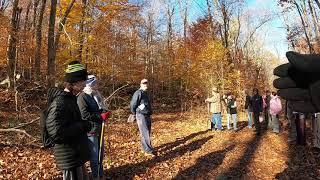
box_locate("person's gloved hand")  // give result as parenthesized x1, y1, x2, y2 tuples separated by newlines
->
(101, 111, 111, 121)
(273, 51, 320, 113)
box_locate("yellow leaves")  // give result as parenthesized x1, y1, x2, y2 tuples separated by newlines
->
(198, 40, 227, 65)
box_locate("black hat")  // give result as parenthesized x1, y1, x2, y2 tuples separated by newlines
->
(64, 61, 88, 83)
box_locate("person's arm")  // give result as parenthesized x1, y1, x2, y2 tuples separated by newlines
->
(46, 99, 91, 144)
(205, 96, 217, 103)
(77, 94, 102, 123)
(130, 91, 141, 115)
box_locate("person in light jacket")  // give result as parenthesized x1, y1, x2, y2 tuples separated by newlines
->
(205, 87, 222, 130)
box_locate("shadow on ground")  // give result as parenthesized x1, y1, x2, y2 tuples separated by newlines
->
(216, 127, 267, 179)
(275, 127, 320, 179)
(106, 130, 213, 179)
(173, 144, 235, 180)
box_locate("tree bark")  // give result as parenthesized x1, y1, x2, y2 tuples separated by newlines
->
(206, 0, 215, 39)
(34, 0, 46, 81)
(76, 0, 87, 61)
(47, 0, 57, 87)
(33, 0, 40, 31)
(24, 0, 32, 31)
(6, 0, 20, 90)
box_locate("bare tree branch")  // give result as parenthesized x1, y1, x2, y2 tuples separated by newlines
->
(104, 84, 129, 103)
(13, 117, 40, 129)
(0, 128, 35, 140)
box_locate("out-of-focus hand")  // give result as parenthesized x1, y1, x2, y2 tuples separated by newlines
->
(273, 51, 320, 113)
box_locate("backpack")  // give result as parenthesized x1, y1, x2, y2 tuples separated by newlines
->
(270, 98, 282, 115)
(40, 106, 54, 148)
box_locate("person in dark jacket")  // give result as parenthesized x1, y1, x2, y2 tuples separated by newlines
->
(251, 88, 263, 135)
(130, 79, 154, 156)
(245, 90, 253, 129)
(226, 94, 238, 131)
(77, 75, 109, 179)
(264, 90, 272, 129)
(46, 61, 92, 179)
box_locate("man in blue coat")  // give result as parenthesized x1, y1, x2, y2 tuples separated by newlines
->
(130, 79, 154, 156)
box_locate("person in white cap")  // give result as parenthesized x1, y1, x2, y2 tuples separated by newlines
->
(77, 75, 110, 179)
(130, 79, 154, 156)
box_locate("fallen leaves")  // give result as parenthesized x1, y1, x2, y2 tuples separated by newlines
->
(0, 112, 319, 179)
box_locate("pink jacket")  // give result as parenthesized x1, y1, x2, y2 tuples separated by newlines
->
(270, 95, 282, 115)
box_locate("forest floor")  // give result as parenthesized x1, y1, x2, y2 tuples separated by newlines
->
(1, 97, 320, 179)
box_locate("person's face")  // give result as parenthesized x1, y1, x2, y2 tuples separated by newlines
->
(253, 90, 258, 95)
(72, 80, 86, 94)
(267, 92, 271, 96)
(141, 82, 148, 91)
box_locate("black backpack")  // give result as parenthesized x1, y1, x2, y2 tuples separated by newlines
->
(40, 106, 54, 148)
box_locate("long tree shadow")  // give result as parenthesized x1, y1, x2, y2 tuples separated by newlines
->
(234, 121, 248, 132)
(275, 126, 320, 179)
(155, 130, 210, 153)
(217, 129, 267, 179)
(107, 134, 213, 179)
(173, 144, 235, 180)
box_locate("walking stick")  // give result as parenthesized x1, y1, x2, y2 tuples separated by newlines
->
(97, 112, 110, 178)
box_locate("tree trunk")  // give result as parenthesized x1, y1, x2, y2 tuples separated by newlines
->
(47, 0, 57, 87)
(24, 0, 32, 31)
(166, 5, 174, 97)
(76, 0, 87, 61)
(294, 1, 314, 53)
(206, 0, 215, 39)
(54, 0, 76, 51)
(34, 0, 46, 81)
(33, 0, 40, 31)
(6, 0, 20, 90)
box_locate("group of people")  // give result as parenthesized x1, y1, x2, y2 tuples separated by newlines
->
(245, 89, 282, 135)
(45, 60, 154, 180)
(205, 88, 282, 135)
(46, 61, 109, 179)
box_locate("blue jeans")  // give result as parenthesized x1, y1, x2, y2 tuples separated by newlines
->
(88, 136, 104, 178)
(247, 110, 253, 128)
(227, 114, 237, 130)
(136, 113, 153, 153)
(212, 113, 222, 130)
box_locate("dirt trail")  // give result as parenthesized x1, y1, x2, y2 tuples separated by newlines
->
(1, 112, 319, 179)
